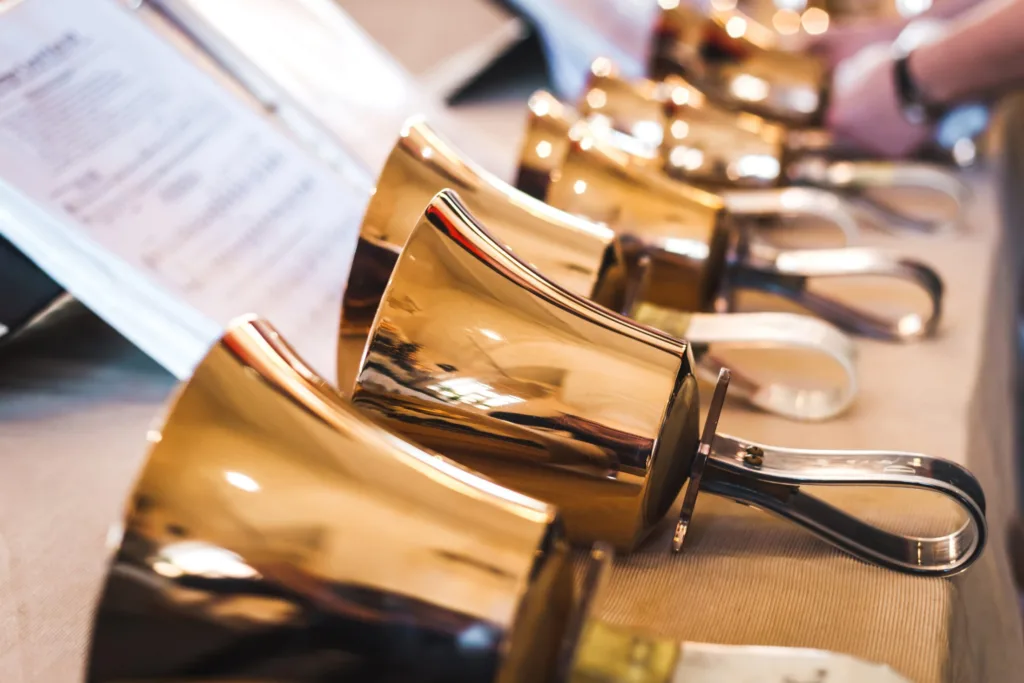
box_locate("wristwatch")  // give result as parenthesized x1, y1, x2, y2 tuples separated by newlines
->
(893, 50, 943, 126)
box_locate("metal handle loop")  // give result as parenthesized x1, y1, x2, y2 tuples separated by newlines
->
(727, 242, 943, 342)
(685, 312, 858, 422)
(704, 434, 987, 576)
(788, 158, 971, 236)
(722, 188, 861, 245)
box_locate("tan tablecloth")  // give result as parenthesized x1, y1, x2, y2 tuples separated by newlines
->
(2, 51, 1024, 683)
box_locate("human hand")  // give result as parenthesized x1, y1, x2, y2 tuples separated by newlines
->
(826, 46, 932, 158)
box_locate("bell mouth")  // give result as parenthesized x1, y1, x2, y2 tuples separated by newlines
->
(641, 351, 701, 534)
(338, 235, 401, 395)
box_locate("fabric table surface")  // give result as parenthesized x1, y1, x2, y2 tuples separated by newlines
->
(2, 69, 1024, 683)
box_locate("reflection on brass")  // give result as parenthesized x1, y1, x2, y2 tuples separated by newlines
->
(87, 316, 574, 683)
(581, 68, 789, 190)
(577, 67, 971, 236)
(350, 190, 986, 576)
(353, 190, 702, 550)
(339, 117, 637, 392)
(517, 91, 944, 341)
(518, 90, 728, 315)
(651, 2, 827, 125)
(341, 118, 859, 423)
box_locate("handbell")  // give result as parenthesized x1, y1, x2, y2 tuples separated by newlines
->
(651, 1, 829, 126)
(518, 90, 944, 342)
(579, 64, 970, 235)
(84, 317, 918, 682)
(87, 315, 576, 682)
(342, 116, 858, 421)
(349, 189, 986, 575)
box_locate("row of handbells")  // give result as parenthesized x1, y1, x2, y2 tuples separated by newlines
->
(88, 120, 983, 683)
(87, 6, 982, 681)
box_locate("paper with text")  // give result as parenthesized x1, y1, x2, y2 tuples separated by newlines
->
(0, 0, 371, 379)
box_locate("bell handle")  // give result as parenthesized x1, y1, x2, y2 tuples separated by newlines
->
(703, 434, 987, 577)
(729, 242, 943, 342)
(684, 312, 858, 422)
(787, 158, 971, 236)
(722, 188, 861, 245)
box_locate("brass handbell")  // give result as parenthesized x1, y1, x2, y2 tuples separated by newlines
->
(650, 1, 828, 126)
(348, 189, 986, 575)
(341, 116, 858, 422)
(518, 91, 943, 342)
(579, 63, 970, 235)
(87, 316, 575, 682)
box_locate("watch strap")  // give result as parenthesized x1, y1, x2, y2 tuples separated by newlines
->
(893, 51, 943, 125)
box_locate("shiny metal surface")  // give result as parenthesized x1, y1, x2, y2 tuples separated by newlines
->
(518, 91, 728, 314)
(344, 118, 854, 422)
(340, 118, 632, 391)
(353, 190, 702, 550)
(518, 91, 944, 341)
(634, 308, 858, 422)
(652, 2, 826, 125)
(88, 316, 575, 683)
(349, 190, 987, 575)
(705, 433, 986, 575)
(673, 368, 730, 552)
(580, 69, 970, 236)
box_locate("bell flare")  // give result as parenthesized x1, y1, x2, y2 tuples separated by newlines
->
(352, 190, 702, 551)
(88, 316, 574, 683)
(340, 115, 633, 394)
(518, 90, 731, 313)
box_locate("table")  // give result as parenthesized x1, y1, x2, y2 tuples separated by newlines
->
(2, 38, 1023, 683)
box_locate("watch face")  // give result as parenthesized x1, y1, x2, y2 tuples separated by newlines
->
(0, 237, 63, 341)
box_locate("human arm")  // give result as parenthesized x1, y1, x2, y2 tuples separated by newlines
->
(827, 0, 1024, 157)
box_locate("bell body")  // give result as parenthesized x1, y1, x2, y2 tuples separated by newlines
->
(341, 119, 633, 390)
(352, 192, 701, 551)
(652, 3, 827, 125)
(88, 317, 574, 683)
(518, 92, 730, 313)
(581, 71, 791, 190)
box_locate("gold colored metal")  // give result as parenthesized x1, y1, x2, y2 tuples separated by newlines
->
(651, 2, 827, 125)
(352, 190, 702, 550)
(579, 68, 971, 235)
(518, 91, 944, 341)
(518, 91, 729, 315)
(569, 622, 680, 683)
(87, 316, 575, 683)
(340, 117, 636, 392)
(581, 69, 788, 189)
(349, 190, 986, 576)
(342, 117, 860, 423)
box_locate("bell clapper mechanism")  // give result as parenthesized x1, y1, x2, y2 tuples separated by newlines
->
(673, 366, 729, 552)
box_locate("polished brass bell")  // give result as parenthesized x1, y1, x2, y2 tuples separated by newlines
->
(349, 190, 986, 575)
(339, 117, 637, 392)
(518, 90, 944, 341)
(343, 118, 858, 422)
(651, 1, 827, 125)
(87, 316, 575, 683)
(578, 65, 970, 234)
